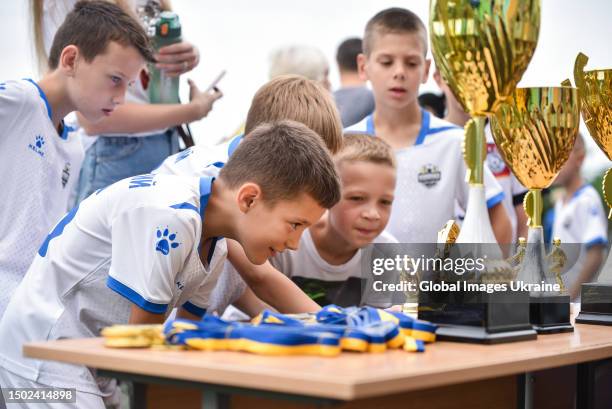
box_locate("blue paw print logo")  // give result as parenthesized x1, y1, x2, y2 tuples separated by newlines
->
(35, 135, 45, 149)
(155, 227, 179, 255)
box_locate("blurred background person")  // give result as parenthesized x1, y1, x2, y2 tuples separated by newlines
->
(417, 91, 445, 118)
(551, 133, 608, 301)
(333, 37, 374, 127)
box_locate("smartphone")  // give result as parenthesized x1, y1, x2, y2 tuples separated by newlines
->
(205, 70, 226, 92)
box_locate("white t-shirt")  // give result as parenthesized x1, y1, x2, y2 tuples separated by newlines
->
(0, 79, 83, 317)
(208, 230, 399, 315)
(0, 174, 226, 393)
(346, 111, 504, 243)
(153, 135, 242, 177)
(552, 185, 609, 292)
(485, 123, 527, 242)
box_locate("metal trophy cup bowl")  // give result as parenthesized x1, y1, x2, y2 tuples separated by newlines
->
(571, 53, 612, 325)
(430, 0, 540, 243)
(491, 86, 580, 333)
(420, 0, 540, 344)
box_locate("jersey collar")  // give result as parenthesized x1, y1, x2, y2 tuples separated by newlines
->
(199, 176, 220, 265)
(366, 109, 431, 146)
(24, 78, 71, 140)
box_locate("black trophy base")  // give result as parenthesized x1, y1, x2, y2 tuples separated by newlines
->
(575, 282, 612, 326)
(419, 290, 536, 344)
(530, 294, 573, 334)
(435, 324, 537, 344)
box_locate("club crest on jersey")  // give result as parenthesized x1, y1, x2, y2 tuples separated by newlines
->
(486, 143, 510, 177)
(417, 164, 441, 187)
(61, 163, 71, 188)
(28, 135, 45, 157)
(156, 227, 180, 255)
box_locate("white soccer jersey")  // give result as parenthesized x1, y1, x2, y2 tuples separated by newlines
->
(485, 123, 527, 242)
(346, 111, 504, 243)
(153, 135, 243, 177)
(0, 174, 226, 393)
(0, 79, 83, 317)
(552, 185, 609, 292)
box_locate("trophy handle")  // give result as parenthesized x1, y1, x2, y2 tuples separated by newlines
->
(463, 117, 487, 185)
(573, 52, 589, 93)
(524, 189, 543, 228)
(603, 168, 612, 219)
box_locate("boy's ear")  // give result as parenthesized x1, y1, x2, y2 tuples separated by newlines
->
(357, 53, 368, 81)
(422, 58, 432, 84)
(236, 183, 263, 214)
(59, 45, 79, 76)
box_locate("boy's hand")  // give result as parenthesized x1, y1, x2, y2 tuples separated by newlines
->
(155, 41, 200, 77)
(188, 79, 223, 120)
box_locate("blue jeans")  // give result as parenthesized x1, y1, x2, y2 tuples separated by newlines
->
(73, 129, 179, 205)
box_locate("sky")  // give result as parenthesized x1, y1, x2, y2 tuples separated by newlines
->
(2, 0, 611, 176)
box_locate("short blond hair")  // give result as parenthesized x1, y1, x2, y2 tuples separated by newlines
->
(335, 133, 396, 169)
(244, 75, 343, 154)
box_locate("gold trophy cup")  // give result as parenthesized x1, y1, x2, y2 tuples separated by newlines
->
(570, 53, 612, 325)
(491, 86, 581, 333)
(420, 0, 540, 343)
(430, 0, 540, 243)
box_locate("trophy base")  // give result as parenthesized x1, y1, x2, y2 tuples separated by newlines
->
(530, 294, 573, 334)
(575, 282, 612, 326)
(435, 324, 537, 344)
(419, 290, 536, 344)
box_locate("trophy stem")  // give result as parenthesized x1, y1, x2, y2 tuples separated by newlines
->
(464, 115, 487, 185)
(525, 189, 543, 228)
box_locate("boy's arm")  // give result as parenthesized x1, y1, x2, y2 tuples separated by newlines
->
(226, 239, 320, 313)
(77, 81, 221, 135)
(569, 245, 605, 300)
(128, 304, 165, 324)
(488, 202, 512, 245)
(515, 203, 528, 240)
(232, 287, 271, 318)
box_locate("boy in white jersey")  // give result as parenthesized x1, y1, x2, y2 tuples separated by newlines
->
(209, 134, 399, 317)
(155, 75, 345, 313)
(345, 8, 511, 244)
(433, 68, 528, 243)
(552, 134, 608, 300)
(0, 121, 341, 407)
(0, 1, 155, 317)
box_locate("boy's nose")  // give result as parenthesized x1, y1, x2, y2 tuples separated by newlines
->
(363, 207, 381, 220)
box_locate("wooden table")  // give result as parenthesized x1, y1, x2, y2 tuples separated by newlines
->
(24, 322, 612, 409)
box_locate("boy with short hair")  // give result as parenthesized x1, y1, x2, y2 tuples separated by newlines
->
(0, 121, 341, 406)
(0, 0, 155, 316)
(154, 74, 343, 177)
(210, 133, 399, 317)
(552, 134, 608, 300)
(346, 7, 511, 244)
(154, 74, 344, 313)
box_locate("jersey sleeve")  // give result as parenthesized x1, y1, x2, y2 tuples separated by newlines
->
(107, 206, 198, 314)
(0, 81, 27, 132)
(577, 195, 609, 249)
